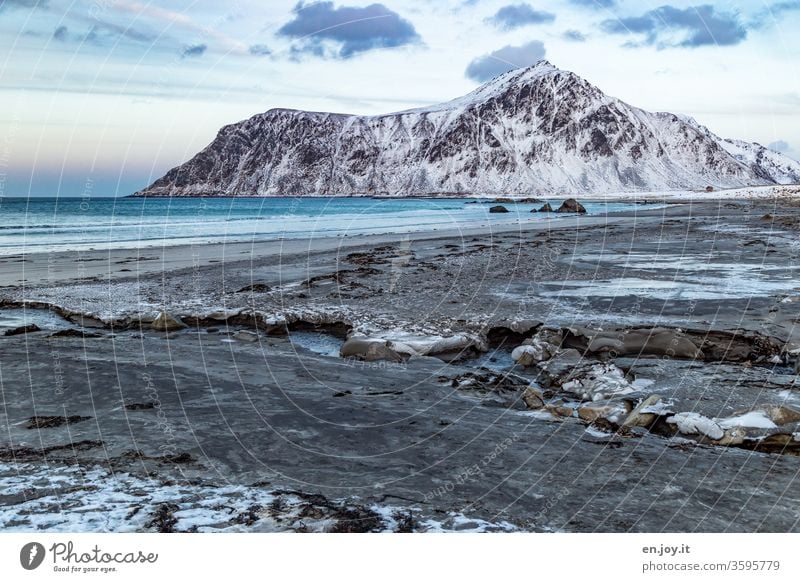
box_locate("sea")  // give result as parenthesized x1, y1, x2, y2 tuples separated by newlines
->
(0, 196, 645, 256)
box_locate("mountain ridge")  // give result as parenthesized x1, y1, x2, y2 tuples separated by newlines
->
(135, 61, 800, 197)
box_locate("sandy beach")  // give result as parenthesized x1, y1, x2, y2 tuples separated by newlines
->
(1, 195, 799, 532)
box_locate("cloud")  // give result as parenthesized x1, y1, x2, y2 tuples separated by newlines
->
(562, 29, 586, 42)
(248, 44, 271, 56)
(181, 43, 207, 58)
(0, 0, 47, 10)
(89, 21, 156, 43)
(752, 1, 800, 28)
(465, 40, 546, 82)
(767, 140, 799, 161)
(767, 140, 791, 153)
(277, 1, 421, 59)
(601, 4, 747, 48)
(486, 4, 556, 31)
(569, 0, 615, 9)
(52, 25, 68, 41)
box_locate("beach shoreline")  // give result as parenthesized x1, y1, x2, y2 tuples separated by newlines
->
(1, 196, 800, 532)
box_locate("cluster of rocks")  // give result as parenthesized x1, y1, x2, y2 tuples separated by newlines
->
(488, 198, 587, 215)
(341, 332, 486, 363)
(443, 370, 544, 410)
(507, 330, 800, 455)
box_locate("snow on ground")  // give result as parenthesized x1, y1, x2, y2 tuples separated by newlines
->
(0, 462, 517, 533)
(718, 410, 778, 430)
(585, 184, 800, 201)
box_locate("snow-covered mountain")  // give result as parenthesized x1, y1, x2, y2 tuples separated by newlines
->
(135, 61, 800, 197)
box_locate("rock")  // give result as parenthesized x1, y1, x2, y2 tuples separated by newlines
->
(511, 338, 556, 366)
(48, 329, 102, 338)
(340, 338, 404, 362)
(562, 327, 702, 360)
(536, 348, 584, 381)
(151, 312, 186, 332)
(234, 330, 260, 342)
(763, 405, 800, 425)
(718, 427, 746, 446)
(522, 387, 545, 410)
(511, 345, 539, 366)
(666, 412, 724, 441)
(485, 319, 542, 347)
(546, 401, 574, 418)
(25, 415, 91, 429)
(489, 205, 509, 213)
(365, 333, 485, 362)
(623, 394, 668, 428)
(446, 370, 533, 409)
(261, 316, 289, 335)
(4, 323, 41, 336)
(536, 203, 554, 213)
(578, 401, 628, 424)
(494, 197, 514, 203)
(204, 309, 244, 322)
(555, 198, 587, 213)
(236, 283, 271, 293)
(734, 430, 800, 454)
(560, 363, 634, 402)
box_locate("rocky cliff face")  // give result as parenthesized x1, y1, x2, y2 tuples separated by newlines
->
(136, 61, 800, 197)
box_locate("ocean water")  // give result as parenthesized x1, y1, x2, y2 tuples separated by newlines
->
(0, 197, 644, 256)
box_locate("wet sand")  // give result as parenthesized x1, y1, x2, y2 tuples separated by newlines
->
(1, 197, 799, 532)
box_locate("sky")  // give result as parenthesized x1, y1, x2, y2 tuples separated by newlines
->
(1, 0, 798, 197)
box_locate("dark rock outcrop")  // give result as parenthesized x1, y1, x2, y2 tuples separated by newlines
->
(555, 198, 587, 213)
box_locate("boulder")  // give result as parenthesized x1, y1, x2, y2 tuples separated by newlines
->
(4, 323, 41, 336)
(536, 203, 554, 213)
(522, 387, 545, 410)
(494, 197, 514, 203)
(717, 427, 747, 446)
(511, 338, 557, 366)
(546, 401, 575, 418)
(555, 198, 587, 213)
(489, 205, 509, 213)
(360, 332, 484, 362)
(536, 348, 584, 380)
(234, 330, 260, 342)
(560, 363, 634, 402)
(622, 394, 669, 428)
(151, 311, 186, 332)
(578, 400, 629, 424)
(340, 338, 404, 362)
(562, 327, 702, 359)
(762, 405, 800, 425)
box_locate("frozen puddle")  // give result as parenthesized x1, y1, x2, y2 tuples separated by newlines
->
(0, 308, 73, 333)
(287, 330, 343, 358)
(0, 462, 516, 532)
(470, 348, 516, 371)
(571, 253, 789, 275)
(539, 276, 798, 301)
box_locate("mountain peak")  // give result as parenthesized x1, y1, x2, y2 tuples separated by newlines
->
(399, 60, 565, 115)
(477, 59, 562, 89)
(135, 64, 800, 197)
